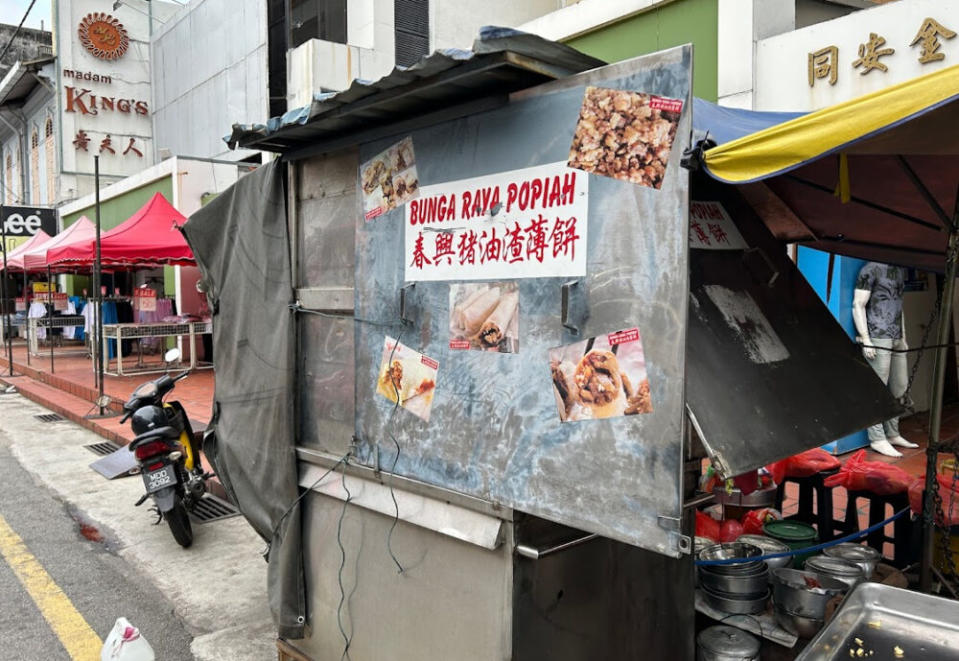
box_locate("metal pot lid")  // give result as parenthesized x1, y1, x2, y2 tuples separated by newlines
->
(762, 520, 817, 541)
(805, 555, 864, 577)
(697, 625, 761, 655)
(823, 543, 880, 562)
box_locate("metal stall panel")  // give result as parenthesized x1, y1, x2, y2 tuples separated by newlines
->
(293, 488, 512, 661)
(686, 174, 902, 477)
(353, 47, 693, 557)
(296, 152, 358, 456)
(512, 515, 695, 661)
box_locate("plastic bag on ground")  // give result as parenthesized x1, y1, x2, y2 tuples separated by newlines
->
(767, 448, 842, 485)
(101, 617, 154, 661)
(823, 449, 913, 495)
(908, 475, 959, 526)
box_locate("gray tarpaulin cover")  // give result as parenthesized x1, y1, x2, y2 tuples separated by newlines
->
(181, 160, 305, 638)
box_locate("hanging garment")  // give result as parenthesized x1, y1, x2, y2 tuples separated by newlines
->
(63, 302, 78, 340)
(28, 301, 47, 340)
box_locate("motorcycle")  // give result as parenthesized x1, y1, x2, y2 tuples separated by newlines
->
(121, 349, 210, 548)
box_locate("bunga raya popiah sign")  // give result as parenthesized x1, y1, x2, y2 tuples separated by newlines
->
(404, 161, 588, 282)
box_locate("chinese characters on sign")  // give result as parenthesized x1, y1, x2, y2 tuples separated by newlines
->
(133, 288, 157, 312)
(405, 162, 589, 282)
(689, 201, 747, 251)
(808, 16, 956, 87)
(72, 131, 143, 158)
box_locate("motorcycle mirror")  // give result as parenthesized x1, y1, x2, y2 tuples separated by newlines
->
(164, 348, 181, 364)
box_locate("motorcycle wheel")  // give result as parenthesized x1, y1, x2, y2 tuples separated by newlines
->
(165, 501, 194, 548)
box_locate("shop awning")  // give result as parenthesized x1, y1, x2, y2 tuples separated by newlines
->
(1, 230, 52, 271)
(20, 216, 95, 272)
(695, 65, 959, 271)
(47, 193, 192, 268)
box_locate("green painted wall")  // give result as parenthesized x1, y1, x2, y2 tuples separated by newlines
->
(566, 0, 719, 101)
(60, 177, 175, 295)
(62, 177, 174, 230)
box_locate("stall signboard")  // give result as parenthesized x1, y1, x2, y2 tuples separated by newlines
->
(0, 206, 57, 252)
(352, 46, 693, 557)
(133, 288, 157, 311)
(51, 293, 69, 312)
(405, 162, 588, 281)
(32, 282, 53, 294)
(14, 298, 25, 312)
(689, 201, 747, 250)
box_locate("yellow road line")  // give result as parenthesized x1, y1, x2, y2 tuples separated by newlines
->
(0, 514, 102, 660)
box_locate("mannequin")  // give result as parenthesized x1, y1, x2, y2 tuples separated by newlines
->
(852, 261, 919, 457)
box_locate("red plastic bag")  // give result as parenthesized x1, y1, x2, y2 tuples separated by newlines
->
(909, 475, 959, 526)
(823, 450, 913, 495)
(741, 507, 782, 536)
(720, 519, 743, 543)
(696, 510, 720, 542)
(767, 448, 842, 484)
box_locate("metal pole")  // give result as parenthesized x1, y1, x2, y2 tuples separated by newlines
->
(95, 156, 104, 415)
(920, 198, 959, 592)
(47, 265, 53, 374)
(23, 268, 29, 366)
(0, 205, 12, 377)
(0, 208, 10, 376)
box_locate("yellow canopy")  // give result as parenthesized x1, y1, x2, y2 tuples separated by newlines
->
(703, 64, 959, 184)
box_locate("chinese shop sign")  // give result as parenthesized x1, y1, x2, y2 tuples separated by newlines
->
(404, 162, 588, 282)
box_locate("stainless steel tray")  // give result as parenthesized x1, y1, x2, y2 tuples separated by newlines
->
(797, 582, 959, 660)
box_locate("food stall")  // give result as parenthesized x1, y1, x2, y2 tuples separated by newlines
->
(184, 29, 945, 660)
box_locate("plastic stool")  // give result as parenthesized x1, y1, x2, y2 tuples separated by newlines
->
(774, 469, 842, 543)
(841, 490, 912, 568)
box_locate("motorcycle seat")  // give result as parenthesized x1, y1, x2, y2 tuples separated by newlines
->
(129, 426, 179, 450)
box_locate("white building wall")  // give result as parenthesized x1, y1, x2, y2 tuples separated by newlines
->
(151, 0, 268, 161)
(287, 0, 565, 108)
(754, 0, 959, 111)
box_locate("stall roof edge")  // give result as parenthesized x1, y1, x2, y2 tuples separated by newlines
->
(225, 26, 606, 156)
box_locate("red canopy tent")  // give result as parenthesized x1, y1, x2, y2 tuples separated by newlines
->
(21, 216, 96, 272)
(46, 193, 193, 268)
(2, 230, 52, 271)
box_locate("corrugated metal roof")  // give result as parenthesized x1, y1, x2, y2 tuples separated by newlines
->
(226, 27, 605, 159)
(0, 56, 56, 107)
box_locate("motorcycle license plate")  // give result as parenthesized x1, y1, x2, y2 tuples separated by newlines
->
(143, 465, 176, 493)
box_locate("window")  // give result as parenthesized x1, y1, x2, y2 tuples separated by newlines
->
(3, 153, 11, 204)
(394, 0, 429, 67)
(289, 0, 347, 49)
(45, 117, 55, 204)
(268, 0, 287, 118)
(30, 128, 40, 204)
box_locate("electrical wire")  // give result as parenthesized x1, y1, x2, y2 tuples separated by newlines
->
(263, 450, 351, 558)
(0, 0, 38, 65)
(336, 457, 353, 661)
(695, 507, 911, 566)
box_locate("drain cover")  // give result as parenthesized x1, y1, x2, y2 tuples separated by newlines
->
(189, 494, 240, 524)
(35, 413, 66, 423)
(83, 441, 121, 456)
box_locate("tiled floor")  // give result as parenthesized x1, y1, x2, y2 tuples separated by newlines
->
(0, 339, 213, 445)
(779, 408, 959, 559)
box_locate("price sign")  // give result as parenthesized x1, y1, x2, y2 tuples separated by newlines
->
(133, 288, 157, 312)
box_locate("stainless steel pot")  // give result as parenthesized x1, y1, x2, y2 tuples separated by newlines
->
(805, 555, 865, 590)
(770, 568, 846, 620)
(773, 604, 824, 639)
(699, 564, 769, 597)
(700, 585, 770, 615)
(823, 542, 880, 578)
(699, 542, 765, 575)
(736, 534, 791, 571)
(696, 625, 761, 661)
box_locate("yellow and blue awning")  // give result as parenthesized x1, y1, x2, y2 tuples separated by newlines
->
(693, 65, 959, 271)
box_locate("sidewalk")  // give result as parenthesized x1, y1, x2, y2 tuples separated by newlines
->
(0, 392, 274, 660)
(0, 339, 213, 446)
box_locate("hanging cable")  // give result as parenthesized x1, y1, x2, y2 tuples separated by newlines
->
(336, 458, 353, 661)
(0, 0, 38, 64)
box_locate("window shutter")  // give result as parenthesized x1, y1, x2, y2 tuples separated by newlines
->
(394, 0, 429, 67)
